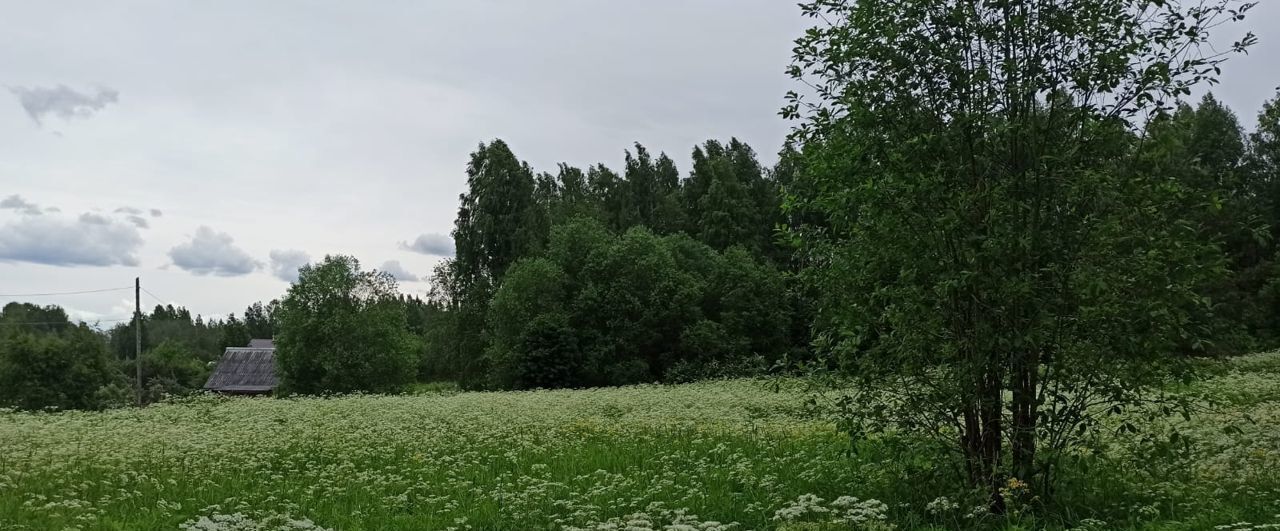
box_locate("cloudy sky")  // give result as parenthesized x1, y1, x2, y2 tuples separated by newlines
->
(1, 1, 1276, 324)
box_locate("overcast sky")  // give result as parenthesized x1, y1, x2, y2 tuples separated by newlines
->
(1, 1, 1276, 325)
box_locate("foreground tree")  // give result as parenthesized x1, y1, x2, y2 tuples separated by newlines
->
(275, 255, 417, 394)
(785, 0, 1254, 510)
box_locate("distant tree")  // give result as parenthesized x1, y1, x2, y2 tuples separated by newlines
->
(243, 301, 277, 339)
(587, 163, 628, 232)
(140, 340, 209, 401)
(551, 163, 594, 221)
(484, 218, 791, 389)
(1253, 92, 1280, 221)
(0, 306, 120, 410)
(685, 139, 779, 257)
(220, 314, 251, 350)
(275, 255, 418, 394)
(1247, 91, 1280, 347)
(451, 139, 546, 289)
(485, 257, 575, 388)
(785, 0, 1253, 509)
(430, 140, 550, 387)
(1139, 95, 1271, 353)
(620, 144, 683, 233)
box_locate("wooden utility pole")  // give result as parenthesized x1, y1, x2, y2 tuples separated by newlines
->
(135, 277, 142, 407)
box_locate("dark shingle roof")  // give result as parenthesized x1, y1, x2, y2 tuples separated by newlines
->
(248, 338, 274, 348)
(204, 347, 278, 393)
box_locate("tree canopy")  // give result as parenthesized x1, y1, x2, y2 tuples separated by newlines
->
(275, 255, 418, 394)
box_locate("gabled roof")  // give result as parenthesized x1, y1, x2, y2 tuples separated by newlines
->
(203, 347, 277, 393)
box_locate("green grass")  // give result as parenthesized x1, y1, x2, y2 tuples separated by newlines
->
(406, 381, 461, 395)
(1, 354, 1278, 530)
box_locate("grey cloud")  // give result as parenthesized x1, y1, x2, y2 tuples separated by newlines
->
(399, 233, 454, 256)
(78, 212, 110, 225)
(8, 85, 119, 126)
(0, 212, 142, 266)
(0, 194, 42, 215)
(149, 209, 162, 217)
(44, 206, 60, 213)
(125, 215, 149, 229)
(379, 260, 420, 282)
(169, 226, 259, 276)
(114, 206, 142, 215)
(269, 249, 311, 282)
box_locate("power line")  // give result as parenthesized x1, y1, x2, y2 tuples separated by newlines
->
(0, 317, 133, 327)
(139, 286, 170, 307)
(0, 286, 133, 297)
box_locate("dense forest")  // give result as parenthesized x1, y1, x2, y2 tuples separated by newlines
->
(2, 89, 1279, 409)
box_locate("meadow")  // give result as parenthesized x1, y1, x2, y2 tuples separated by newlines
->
(2, 353, 1279, 530)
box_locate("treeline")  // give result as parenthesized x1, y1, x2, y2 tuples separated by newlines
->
(0, 294, 436, 409)
(1138, 94, 1280, 353)
(0, 301, 273, 408)
(422, 91, 1280, 390)
(420, 138, 804, 389)
(3, 91, 1278, 408)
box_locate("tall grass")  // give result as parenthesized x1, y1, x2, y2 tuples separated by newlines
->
(1, 354, 1277, 530)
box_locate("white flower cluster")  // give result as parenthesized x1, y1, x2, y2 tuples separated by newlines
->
(924, 496, 958, 515)
(1, 350, 1278, 529)
(1214, 520, 1280, 531)
(178, 511, 331, 531)
(0, 379, 846, 529)
(773, 493, 893, 529)
(565, 502, 737, 531)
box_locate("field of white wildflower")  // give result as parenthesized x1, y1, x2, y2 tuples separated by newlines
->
(2, 353, 1279, 530)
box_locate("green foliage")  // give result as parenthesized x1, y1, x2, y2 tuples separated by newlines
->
(243, 300, 278, 340)
(621, 144, 684, 233)
(220, 314, 251, 351)
(685, 139, 781, 257)
(1138, 95, 1273, 354)
(785, 0, 1255, 508)
(141, 340, 210, 398)
(483, 218, 791, 389)
(452, 139, 547, 288)
(0, 303, 121, 410)
(275, 255, 418, 394)
(428, 136, 800, 389)
(108, 303, 248, 364)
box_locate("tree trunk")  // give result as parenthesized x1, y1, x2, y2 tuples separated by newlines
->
(962, 364, 1006, 514)
(982, 364, 1006, 514)
(1011, 350, 1038, 483)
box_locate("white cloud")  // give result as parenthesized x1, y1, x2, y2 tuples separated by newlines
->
(378, 259, 419, 282)
(169, 226, 259, 276)
(268, 249, 311, 282)
(7, 84, 119, 126)
(0, 211, 143, 266)
(399, 233, 454, 256)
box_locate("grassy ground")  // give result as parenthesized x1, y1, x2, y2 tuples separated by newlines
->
(1, 353, 1278, 530)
